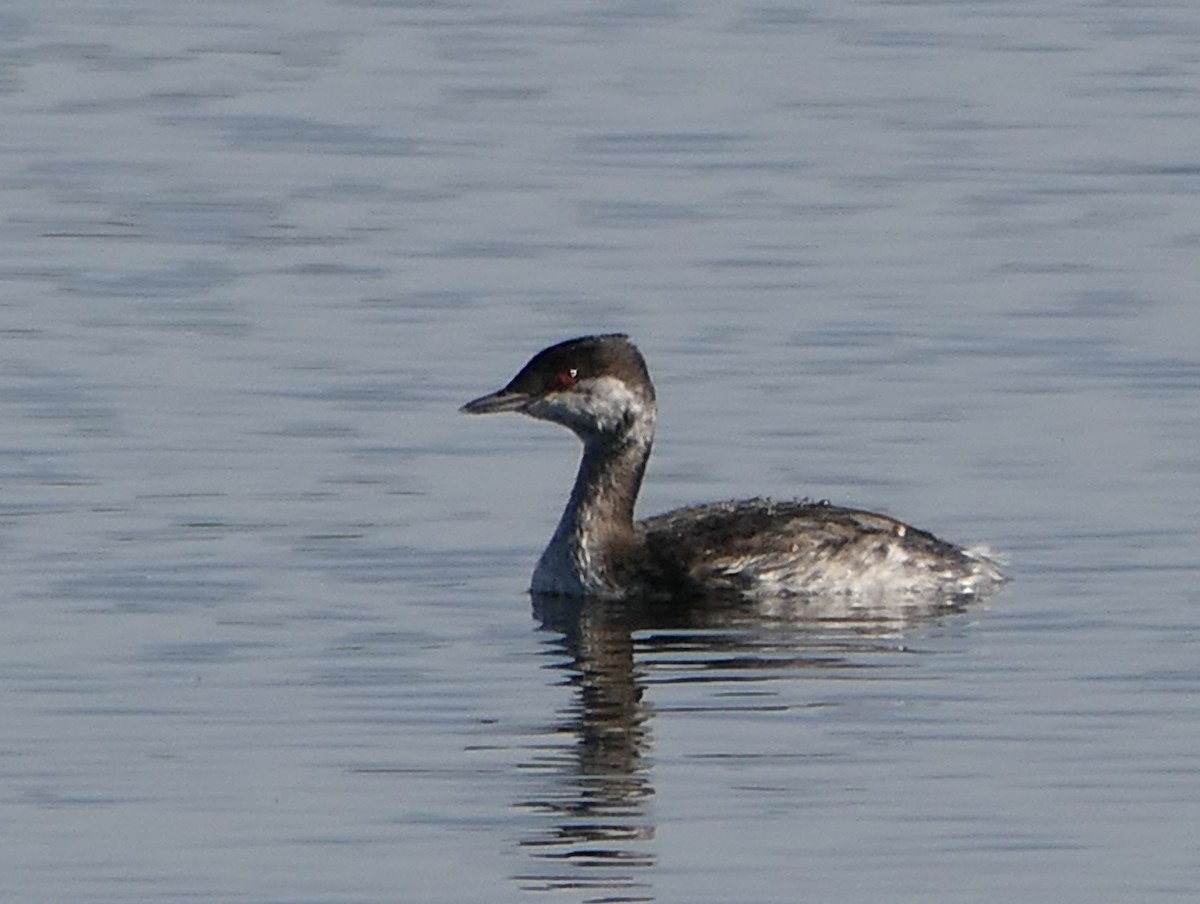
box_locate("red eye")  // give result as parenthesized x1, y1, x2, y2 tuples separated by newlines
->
(554, 368, 579, 389)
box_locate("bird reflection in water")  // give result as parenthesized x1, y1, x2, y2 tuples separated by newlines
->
(513, 594, 657, 899)
(510, 592, 971, 899)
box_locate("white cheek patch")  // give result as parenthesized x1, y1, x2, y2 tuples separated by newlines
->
(526, 376, 655, 442)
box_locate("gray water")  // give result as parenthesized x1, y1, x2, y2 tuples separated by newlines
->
(2, 1, 1199, 901)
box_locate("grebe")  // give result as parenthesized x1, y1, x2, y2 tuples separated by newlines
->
(462, 334, 1005, 606)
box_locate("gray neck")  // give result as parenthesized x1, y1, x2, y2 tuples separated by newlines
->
(561, 431, 652, 542)
(530, 379, 658, 597)
(535, 426, 654, 597)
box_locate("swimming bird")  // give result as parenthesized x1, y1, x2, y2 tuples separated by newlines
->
(462, 333, 1005, 608)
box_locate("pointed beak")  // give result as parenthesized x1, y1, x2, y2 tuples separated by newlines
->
(460, 387, 532, 415)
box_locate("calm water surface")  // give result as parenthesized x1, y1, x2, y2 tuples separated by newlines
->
(2, 1, 1199, 902)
